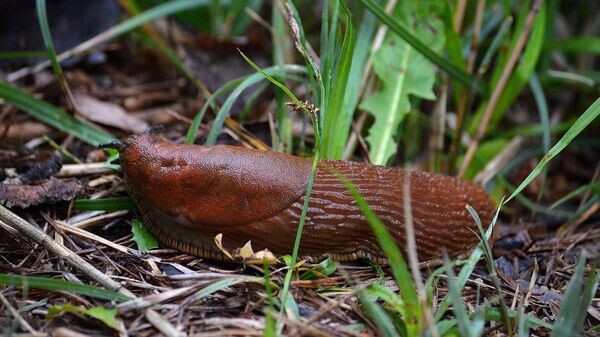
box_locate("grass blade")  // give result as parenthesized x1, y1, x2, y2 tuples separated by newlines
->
(185, 76, 245, 144)
(360, 294, 399, 337)
(470, 205, 512, 335)
(434, 199, 501, 320)
(238, 51, 323, 328)
(206, 60, 307, 146)
(74, 197, 136, 212)
(0, 51, 46, 59)
(443, 256, 480, 337)
(506, 97, 600, 203)
(551, 255, 599, 337)
(483, 307, 554, 330)
(9, 0, 220, 83)
(0, 274, 131, 302)
(340, 5, 377, 119)
(546, 36, 600, 54)
(334, 171, 421, 334)
(469, 2, 546, 136)
(321, 1, 356, 160)
(194, 276, 273, 300)
(549, 181, 600, 209)
(111, 0, 215, 37)
(35, 0, 74, 109)
(263, 263, 277, 337)
(529, 73, 551, 152)
(0, 82, 115, 146)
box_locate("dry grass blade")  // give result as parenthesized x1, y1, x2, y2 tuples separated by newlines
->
(474, 135, 525, 185)
(0, 204, 184, 337)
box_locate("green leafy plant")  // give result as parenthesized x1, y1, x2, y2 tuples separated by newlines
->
(47, 304, 120, 330)
(131, 219, 159, 252)
(360, 1, 445, 165)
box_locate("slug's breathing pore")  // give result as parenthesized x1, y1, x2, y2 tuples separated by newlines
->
(118, 134, 496, 264)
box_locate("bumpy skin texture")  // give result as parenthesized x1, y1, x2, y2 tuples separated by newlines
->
(120, 134, 496, 263)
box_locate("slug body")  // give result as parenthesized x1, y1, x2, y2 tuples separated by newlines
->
(119, 134, 495, 263)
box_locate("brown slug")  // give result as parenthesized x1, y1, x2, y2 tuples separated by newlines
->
(114, 134, 496, 264)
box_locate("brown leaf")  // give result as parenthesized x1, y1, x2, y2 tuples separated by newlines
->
(74, 92, 148, 133)
(1, 122, 51, 142)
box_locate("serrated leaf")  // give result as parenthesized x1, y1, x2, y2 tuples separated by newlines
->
(131, 219, 158, 253)
(47, 304, 119, 329)
(361, 4, 444, 165)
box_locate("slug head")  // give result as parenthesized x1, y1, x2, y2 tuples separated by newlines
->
(116, 134, 312, 227)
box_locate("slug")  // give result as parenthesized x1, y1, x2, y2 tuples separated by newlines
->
(113, 134, 496, 264)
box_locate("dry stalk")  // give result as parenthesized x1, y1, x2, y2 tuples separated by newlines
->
(459, 0, 544, 177)
(0, 204, 185, 337)
(453, 0, 468, 33)
(0, 292, 39, 335)
(403, 173, 440, 337)
(474, 135, 524, 185)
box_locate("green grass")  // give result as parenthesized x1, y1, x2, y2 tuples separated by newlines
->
(0, 83, 115, 146)
(506, 97, 600, 203)
(320, 1, 356, 159)
(336, 172, 421, 335)
(36, 0, 72, 104)
(74, 197, 137, 211)
(0, 274, 131, 302)
(550, 255, 599, 337)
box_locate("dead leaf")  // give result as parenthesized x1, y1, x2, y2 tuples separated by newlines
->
(0, 178, 82, 208)
(239, 241, 254, 259)
(214, 233, 235, 261)
(74, 92, 148, 133)
(1, 122, 51, 142)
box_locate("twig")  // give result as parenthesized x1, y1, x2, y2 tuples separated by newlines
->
(54, 220, 132, 255)
(303, 287, 362, 325)
(0, 205, 184, 337)
(0, 292, 39, 335)
(523, 258, 538, 308)
(4, 163, 114, 178)
(67, 210, 129, 229)
(6, 24, 119, 82)
(116, 286, 197, 314)
(458, 0, 544, 177)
